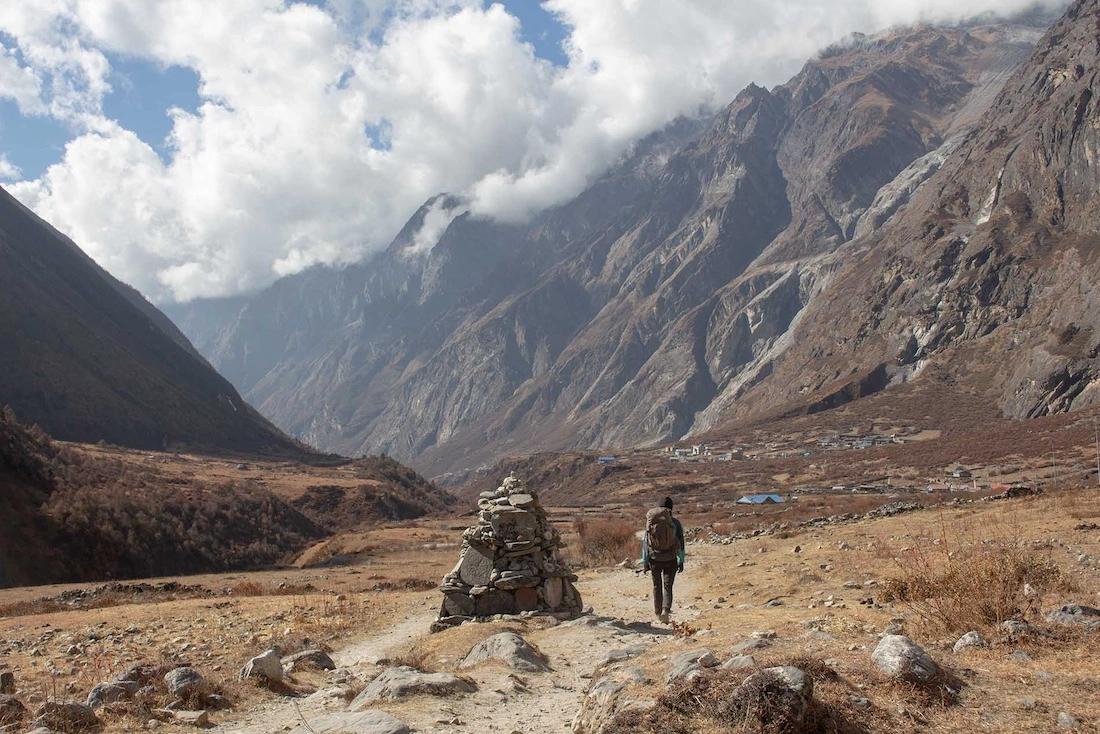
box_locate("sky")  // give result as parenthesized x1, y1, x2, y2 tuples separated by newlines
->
(0, 0, 1066, 304)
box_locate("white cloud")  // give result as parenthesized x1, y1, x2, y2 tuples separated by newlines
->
(1, 0, 1068, 302)
(0, 153, 21, 181)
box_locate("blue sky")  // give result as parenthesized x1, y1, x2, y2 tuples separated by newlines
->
(0, 1, 568, 181)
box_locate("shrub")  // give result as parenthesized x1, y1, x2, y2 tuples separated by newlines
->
(879, 514, 1069, 633)
(574, 517, 638, 567)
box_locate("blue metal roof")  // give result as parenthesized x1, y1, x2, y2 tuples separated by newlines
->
(737, 494, 784, 504)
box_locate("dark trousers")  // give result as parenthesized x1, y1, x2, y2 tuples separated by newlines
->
(650, 559, 678, 615)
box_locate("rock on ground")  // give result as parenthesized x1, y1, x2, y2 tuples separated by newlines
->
(871, 635, 940, 682)
(1047, 604, 1100, 629)
(459, 632, 551, 673)
(164, 667, 207, 698)
(665, 649, 718, 683)
(239, 650, 284, 683)
(349, 667, 476, 707)
(953, 631, 986, 653)
(34, 702, 100, 732)
(727, 666, 813, 733)
(573, 667, 650, 734)
(0, 694, 26, 725)
(290, 709, 411, 734)
(0, 671, 14, 694)
(86, 681, 136, 708)
(282, 649, 336, 673)
(721, 655, 757, 670)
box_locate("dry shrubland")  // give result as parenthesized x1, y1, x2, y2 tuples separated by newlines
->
(573, 518, 639, 567)
(878, 512, 1071, 633)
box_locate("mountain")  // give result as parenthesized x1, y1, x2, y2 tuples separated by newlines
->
(700, 0, 1100, 427)
(0, 186, 306, 454)
(170, 11, 1069, 475)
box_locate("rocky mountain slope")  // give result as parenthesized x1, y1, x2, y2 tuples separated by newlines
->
(0, 187, 305, 454)
(0, 406, 452, 587)
(171, 12, 1067, 474)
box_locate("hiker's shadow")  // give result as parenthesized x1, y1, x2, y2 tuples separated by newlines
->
(620, 620, 677, 636)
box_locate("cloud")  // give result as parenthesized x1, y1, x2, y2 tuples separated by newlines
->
(1, 0, 1069, 302)
(0, 153, 21, 181)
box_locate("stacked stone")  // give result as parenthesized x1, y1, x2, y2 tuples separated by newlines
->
(433, 473, 583, 631)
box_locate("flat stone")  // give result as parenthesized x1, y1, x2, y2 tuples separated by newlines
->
(349, 667, 476, 706)
(597, 645, 649, 668)
(459, 632, 550, 673)
(721, 655, 757, 670)
(508, 493, 535, 508)
(289, 710, 410, 734)
(732, 638, 771, 653)
(443, 592, 476, 617)
(543, 577, 564, 609)
(475, 590, 516, 616)
(515, 587, 539, 611)
(457, 544, 495, 587)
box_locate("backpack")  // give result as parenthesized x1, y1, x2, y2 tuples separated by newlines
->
(646, 507, 678, 561)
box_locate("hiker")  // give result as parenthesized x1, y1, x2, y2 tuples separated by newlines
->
(641, 496, 686, 623)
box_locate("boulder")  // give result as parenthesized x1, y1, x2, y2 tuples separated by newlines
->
(666, 649, 718, 683)
(953, 631, 987, 653)
(0, 694, 26, 725)
(86, 682, 136, 709)
(34, 702, 100, 732)
(0, 670, 14, 695)
(871, 635, 939, 682)
(572, 668, 649, 734)
(349, 667, 475, 707)
(282, 649, 336, 673)
(239, 650, 284, 684)
(727, 666, 813, 732)
(459, 632, 550, 673)
(289, 709, 410, 734)
(164, 667, 206, 698)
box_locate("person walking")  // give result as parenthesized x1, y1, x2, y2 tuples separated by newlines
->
(641, 496, 685, 623)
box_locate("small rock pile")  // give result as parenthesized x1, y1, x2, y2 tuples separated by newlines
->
(433, 473, 583, 631)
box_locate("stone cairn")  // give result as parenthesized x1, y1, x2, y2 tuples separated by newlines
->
(433, 473, 583, 631)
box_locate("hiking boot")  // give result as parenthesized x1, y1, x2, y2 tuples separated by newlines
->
(659, 611, 670, 624)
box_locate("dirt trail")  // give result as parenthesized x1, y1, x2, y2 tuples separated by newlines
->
(211, 565, 701, 734)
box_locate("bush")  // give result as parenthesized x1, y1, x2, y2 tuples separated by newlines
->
(879, 515, 1069, 633)
(575, 517, 638, 567)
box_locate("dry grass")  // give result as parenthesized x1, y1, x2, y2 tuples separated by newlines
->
(878, 511, 1072, 633)
(573, 518, 639, 567)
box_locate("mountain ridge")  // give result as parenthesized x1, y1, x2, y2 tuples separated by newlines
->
(169, 11, 1076, 475)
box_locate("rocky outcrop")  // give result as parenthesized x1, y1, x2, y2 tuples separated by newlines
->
(459, 632, 550, 673)
(349, 667, 476, 706)
(433, 474, 582, 630)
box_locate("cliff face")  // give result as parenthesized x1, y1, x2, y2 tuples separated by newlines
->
(0, 187, 305, 455)
(707, 0, 1100, 428)
(172, 15, 1067, 474)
